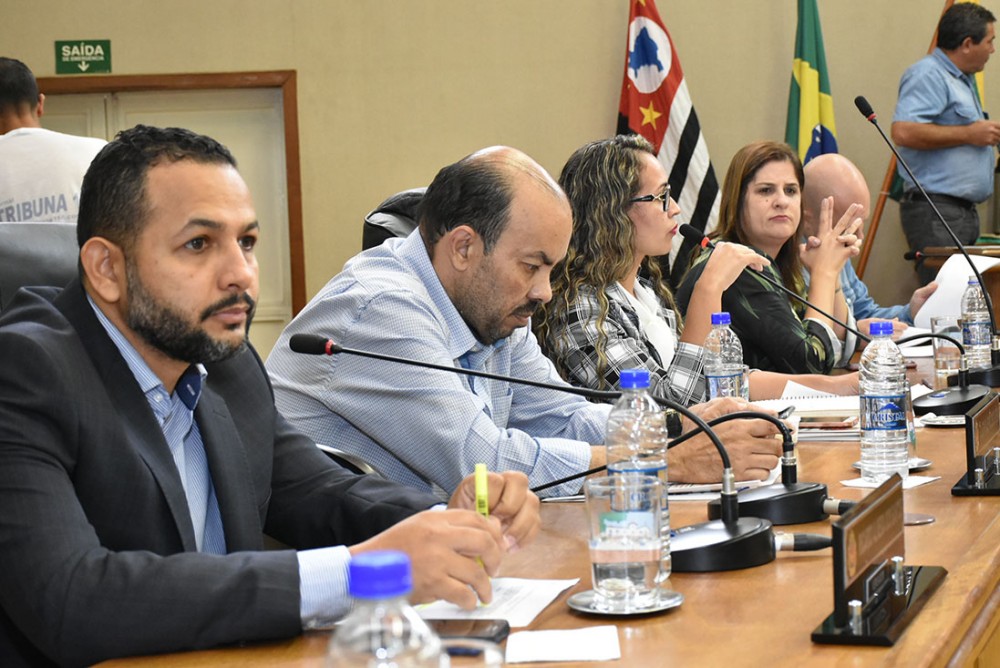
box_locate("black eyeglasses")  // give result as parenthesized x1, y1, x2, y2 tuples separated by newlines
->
(629, 185, 671, 212)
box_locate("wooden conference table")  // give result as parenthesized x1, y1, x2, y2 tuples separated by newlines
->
(100, 363, 1000, 667)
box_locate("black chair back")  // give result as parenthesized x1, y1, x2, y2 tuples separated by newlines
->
(361, 187, 425, 250)
(0, 221, 78, 310)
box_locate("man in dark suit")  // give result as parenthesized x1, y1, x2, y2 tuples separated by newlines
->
(0, 125, 539, 667)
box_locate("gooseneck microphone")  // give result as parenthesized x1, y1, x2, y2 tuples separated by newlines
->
(893, 332, 989, 415)
(855, 95, 1000, 388)
(677, 224, 871, 344)
(290, 333, 781, 570)
(695, 411, 855, 525)
(289, 333, 621, 399)
(903, 250, 924, 262)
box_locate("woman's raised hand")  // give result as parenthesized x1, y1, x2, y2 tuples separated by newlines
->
(699, 241, 771, 292)
(800, 196, 863, 275)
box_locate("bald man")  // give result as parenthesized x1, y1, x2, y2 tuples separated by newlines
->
(266, 146, 784, 496)
(802, 153, 937, 336)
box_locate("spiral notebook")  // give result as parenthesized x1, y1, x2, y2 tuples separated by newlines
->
(752, 381, 934, 419)
(751, 381, 859, 418)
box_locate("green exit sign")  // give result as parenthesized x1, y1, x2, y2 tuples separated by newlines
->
(55, 40, 111, 75)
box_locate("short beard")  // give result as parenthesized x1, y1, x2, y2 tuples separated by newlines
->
(457, 254, 541, 345)
(125, 260, 255, 364)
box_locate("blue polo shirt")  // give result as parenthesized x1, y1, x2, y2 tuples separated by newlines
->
(892, 48, 995, 203)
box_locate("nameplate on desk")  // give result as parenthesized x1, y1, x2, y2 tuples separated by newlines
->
(812, 475, 946, 646)
(952, 391, 1000, 495)
(832, 474, 905, 627)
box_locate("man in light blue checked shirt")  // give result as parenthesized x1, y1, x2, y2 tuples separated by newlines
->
(267, 146, 783, 498)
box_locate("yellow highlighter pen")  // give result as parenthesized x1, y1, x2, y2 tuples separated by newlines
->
(474, 463, 489, 519)
(474, 463, 490, 577)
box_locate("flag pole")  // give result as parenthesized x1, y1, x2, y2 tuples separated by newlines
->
(857, 0, 955, 279)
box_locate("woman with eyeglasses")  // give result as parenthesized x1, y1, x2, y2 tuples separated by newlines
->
(675, 140, 862, 375)
(535, 135, 857, 404)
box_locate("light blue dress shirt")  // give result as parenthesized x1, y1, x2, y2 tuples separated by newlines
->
(267, 232, 607, 498)
(839, 263, 911, 324)
(88, 297, 353, 627)
(893, 48, 995, 202)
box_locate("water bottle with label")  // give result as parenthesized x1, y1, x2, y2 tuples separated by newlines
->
(858, 321, 912, 483)
(605, 368, 671, 583)
(703, 312, 748, 400)
(327, 551, 443, 667)
(962, 276, 992, 369)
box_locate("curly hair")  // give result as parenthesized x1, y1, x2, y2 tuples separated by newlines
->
(534, 134, 675, 390)
(711, 140, 806, 297)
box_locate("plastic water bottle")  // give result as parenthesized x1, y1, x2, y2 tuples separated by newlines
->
(605, 368, 671, 583)
(962, 276, 992, 369)
(327, 551, 443, 667)
(703, 312, 748, 400)
(858, 321, 912, 484)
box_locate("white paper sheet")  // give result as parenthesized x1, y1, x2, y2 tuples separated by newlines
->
(914, 254, 1000, 328)
(840, 475, 940, 489)
(896, 326, 933, 348)
(901, 345, 934, 358)
(505, 625, 621, 663)
(418, 578, 578, 628)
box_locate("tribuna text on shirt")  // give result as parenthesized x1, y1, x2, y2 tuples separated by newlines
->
(0, 195, 70, 222)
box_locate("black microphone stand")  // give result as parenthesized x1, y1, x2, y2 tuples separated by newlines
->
(894, 332, 989, 415)
(290, 334, 777, 571)
(855, 95, 1000, 388)
(698, 412, 854, 525)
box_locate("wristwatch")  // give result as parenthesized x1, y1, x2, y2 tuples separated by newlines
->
(665, 409, 683, 438)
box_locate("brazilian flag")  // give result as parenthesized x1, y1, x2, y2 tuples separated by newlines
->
(785, 0, 837, 164)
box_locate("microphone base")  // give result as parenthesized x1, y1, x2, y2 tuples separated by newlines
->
(951, 365, 1000, 389)
(914, 383, 991, 416)
(705, 482, 829, 525)
(671, 516, 775, 572)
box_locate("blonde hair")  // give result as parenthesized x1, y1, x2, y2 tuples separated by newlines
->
(535, 135, 677, 389)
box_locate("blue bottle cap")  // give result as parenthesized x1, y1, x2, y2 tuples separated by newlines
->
(711, 312, 731, 326)
(620, 368, 651, 389)
(348, 550, 413, 599)
(869, 321, 893, 337)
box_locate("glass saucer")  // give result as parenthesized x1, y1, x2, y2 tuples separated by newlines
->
(920, 414, 965, 428)
(852, 457, 932, 473)
(567, 589, 684, 616)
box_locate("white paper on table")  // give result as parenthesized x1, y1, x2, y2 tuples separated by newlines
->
(778, 380, 836, 399)
(840, 475, 940, 489)
(667, 458, 782, 502)
(914, 254, 1000, 328)
(901, 345, 934, 358)
(504, 625, 621, 663)
(417, 578, 578, 628)
(896, 325, 932, 347)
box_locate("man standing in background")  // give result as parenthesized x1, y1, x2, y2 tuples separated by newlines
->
(0, 57, 106, 223)
(892, 3, 1000, 285)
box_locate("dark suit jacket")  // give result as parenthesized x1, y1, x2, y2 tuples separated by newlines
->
(0, 280, 440, 667)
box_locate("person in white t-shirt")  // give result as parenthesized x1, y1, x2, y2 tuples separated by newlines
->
(0, 57, 106, 223)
